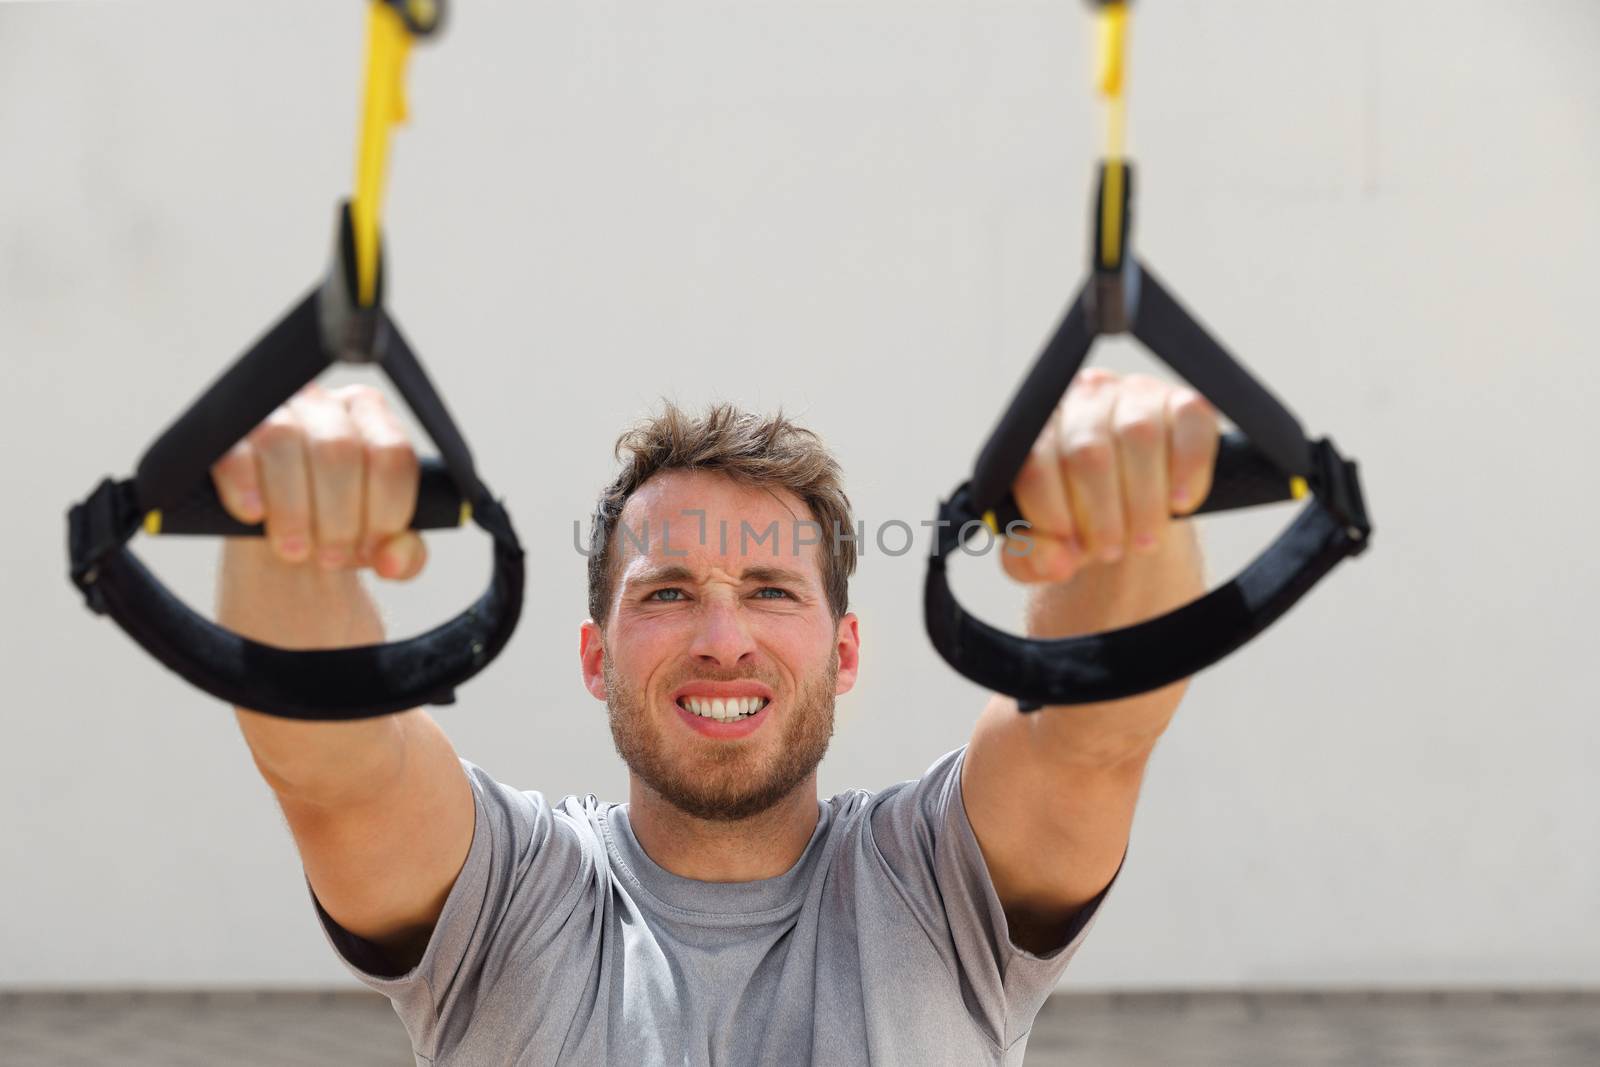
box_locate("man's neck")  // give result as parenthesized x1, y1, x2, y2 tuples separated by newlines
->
(626, 775, 821, 882)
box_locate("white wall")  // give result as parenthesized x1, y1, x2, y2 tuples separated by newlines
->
(3, 0, 1597, 989)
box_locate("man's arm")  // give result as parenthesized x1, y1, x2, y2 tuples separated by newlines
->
(962, 520, 1204, 952)
(213, 384, 476, 974)
(960, 369, 1215, 953)
(221, 539, 475, 973)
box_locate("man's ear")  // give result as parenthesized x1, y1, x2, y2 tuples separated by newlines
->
(579, 618, 608, 701)
(833, 612, 861, 696)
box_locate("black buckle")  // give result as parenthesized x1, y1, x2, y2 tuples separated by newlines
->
(382, 0, 447, 37)
(1309, 437, 1372, 553)
(67, 478, 139, 614)
(1089, 159, 1137, 334)
(319, 201, 388, 364)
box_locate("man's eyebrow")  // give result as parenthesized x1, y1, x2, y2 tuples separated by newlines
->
(740, 565, 810, 587)
(629, 564, 697, 587)
(627, 564, 811, 587)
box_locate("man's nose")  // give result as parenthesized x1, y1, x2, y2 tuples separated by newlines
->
(688, 597, 758, 667)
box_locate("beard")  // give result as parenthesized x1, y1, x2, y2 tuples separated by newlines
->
(602, 648, 838, 822)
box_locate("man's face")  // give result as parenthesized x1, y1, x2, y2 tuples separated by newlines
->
(580, 470, 859, 822)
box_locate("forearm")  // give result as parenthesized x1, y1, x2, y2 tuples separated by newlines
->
(218, 540, 410, 805)
(1013, 518, 1207, 763)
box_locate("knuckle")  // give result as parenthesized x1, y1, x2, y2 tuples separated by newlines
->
(251, 412, 301, 451)
(343, 383, 385, 406)
(367, 438, 419, 480)
(1113, 414, 1164, 448)
(1063, 435, 1115, 472)
(307, 432, 361, 470)
(1014, 453, 1053, 500)
(211, 443, 252, 481)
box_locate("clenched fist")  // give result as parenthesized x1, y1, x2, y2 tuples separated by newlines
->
(1001, 368, 1219, 585)
(209, 382, 428, 581)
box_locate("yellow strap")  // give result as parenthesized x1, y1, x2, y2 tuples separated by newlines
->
(352, 2, 414, 307)
(1099, 158, 1125, 269)
(1096, 2, 1129, 161)
(144, 510, 163, 536)
(1290, 476, 1309, 501)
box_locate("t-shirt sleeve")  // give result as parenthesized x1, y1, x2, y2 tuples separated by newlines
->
(308, 759, 597, 1060)
(864, 746, 1118, 1050)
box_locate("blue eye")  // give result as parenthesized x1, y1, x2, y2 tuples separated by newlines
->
(648, 588, 686, 602)
(754, 587, 792, 599)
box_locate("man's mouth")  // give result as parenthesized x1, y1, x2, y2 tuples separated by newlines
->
(675, 695, 771, 723)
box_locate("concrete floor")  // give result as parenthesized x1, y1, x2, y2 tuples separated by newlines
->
(1, 990, 1595, 1066)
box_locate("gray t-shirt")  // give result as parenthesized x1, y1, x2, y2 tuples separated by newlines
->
(312, 747, 1110, 1066)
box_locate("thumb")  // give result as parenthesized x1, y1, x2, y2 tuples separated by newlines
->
(374, 531, 427, 581)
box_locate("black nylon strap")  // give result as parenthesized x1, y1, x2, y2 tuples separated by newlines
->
(926, 489, 1361, 706)
(134, 288, 329, 513)
(1131, 261, 1312, 478)
(380, 313, 487, 509)
(71, 480, 523, 719)
(969, 287, 1095, 515)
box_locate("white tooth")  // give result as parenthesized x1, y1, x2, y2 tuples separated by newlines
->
(710, 699, 727, 719)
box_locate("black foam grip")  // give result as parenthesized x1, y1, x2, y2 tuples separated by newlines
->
(983, 429, 1294, 532)
(152, 456, 466, 536)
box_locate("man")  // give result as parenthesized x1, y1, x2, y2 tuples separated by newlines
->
(212, 368, 1217, 1065)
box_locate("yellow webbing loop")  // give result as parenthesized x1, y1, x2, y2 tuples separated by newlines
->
(1093, 3, 1130, 270)
(1099, 158, 1125, 269)
(352, 2, 415, 307)
(1096, 2, 1129, 161)
(144, 510, 163, 536)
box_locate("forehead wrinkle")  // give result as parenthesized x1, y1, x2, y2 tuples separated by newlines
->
(626, 561, 813, 589)
(612, 471, 824, 587)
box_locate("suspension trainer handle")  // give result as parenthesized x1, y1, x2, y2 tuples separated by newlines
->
(65, 2, 526, 722)
(923, 159, 1372, 712)
(66, 198, 525, 721)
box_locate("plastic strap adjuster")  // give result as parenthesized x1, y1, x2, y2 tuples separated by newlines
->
(67, 478, 140, 614)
